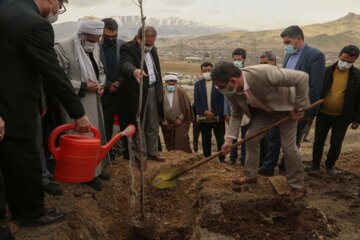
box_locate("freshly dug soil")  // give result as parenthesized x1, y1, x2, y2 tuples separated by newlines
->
(4, 128, 360, 240)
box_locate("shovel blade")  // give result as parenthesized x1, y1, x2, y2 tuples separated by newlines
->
(151, 168, 183, 189)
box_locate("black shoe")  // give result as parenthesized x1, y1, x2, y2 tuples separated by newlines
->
(98, 172, 111, 181)
(0, 227, 15, 240)
(326, 167, 337, 175)
(86, 177, 103, 191)
(228, 159, 236, 165)
(44, 183, 63, 196)
(18, 209, 66, 227)
(306, 163, 320, 171)
(258, 167, 274, 176)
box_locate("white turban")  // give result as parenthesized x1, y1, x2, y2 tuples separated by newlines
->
(77, 18, 104, 35)
(163, 74, 179, 82)
(74, 18, 104, 83)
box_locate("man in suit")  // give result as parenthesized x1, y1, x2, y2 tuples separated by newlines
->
(194, 62, 226, 162)
(214, 62, 309, 201)
(99, 18, 126, 161)
(120, 25, 165, 169)
(260, 25, 325, 176)
(0, 0, 91, 226)
(312, 45, 360, 172)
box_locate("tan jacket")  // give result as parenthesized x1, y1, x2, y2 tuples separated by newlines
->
(226, 64, 309, 139)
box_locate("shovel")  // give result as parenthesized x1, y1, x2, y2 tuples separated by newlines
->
(151, 99, 324, 189)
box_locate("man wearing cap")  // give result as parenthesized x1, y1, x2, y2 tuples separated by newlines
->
(55, 17, 109, 191)
(161, 75, 193, 153)
(0, 0, 91, 227)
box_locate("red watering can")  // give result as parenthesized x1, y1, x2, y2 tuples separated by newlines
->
(49, 124, 136, 183)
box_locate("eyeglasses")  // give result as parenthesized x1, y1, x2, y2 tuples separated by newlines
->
(58, 0, 66, 14)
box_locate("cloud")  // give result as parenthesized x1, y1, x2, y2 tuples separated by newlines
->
(69, 0, 132, 7)
(159, 0, 193, 6)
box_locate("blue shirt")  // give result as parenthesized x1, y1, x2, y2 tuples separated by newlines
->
(285, 44, 305, 69)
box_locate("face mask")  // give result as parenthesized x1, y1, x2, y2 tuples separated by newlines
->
(167, 85, 175, 92)
(202, 72, 212, 81)
(144, 46, 153, 53)
(233, 60, 243, 69)
(337, 59, 352, 71)
(83, 41, 96, 52)
(217, 88, 237, 97)
(46, 2, 59, 23)
(103, 37, 117, 46)
(284, 44, 296, 55)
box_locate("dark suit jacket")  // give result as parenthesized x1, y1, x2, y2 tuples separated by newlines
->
(283, 44, 325, 117)
(0, 0, 85, 139)
(119, 37, 164, 124)
(194, 79, 225, 122)
(321, 63, 360, 123)
(99, 39, 125, 108)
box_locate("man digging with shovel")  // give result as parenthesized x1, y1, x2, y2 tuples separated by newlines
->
(213, 61, 309, 201)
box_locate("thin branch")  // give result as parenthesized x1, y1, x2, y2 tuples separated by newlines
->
(130, 0, 140, 7)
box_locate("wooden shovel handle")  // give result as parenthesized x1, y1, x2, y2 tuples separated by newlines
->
(173, 99, 324, 179)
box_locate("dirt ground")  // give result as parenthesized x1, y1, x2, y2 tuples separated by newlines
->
(2, 124, 360, 240)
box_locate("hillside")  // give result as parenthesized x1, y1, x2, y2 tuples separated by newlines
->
(156, 13, 360, 65)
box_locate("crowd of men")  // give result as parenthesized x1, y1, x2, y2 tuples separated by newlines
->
(0, 0, 360, 238)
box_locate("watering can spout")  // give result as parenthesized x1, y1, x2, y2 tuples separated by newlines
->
(98, 124, 136, 161)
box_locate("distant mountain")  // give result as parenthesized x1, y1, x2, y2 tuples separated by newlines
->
(53, 16, 235, 40)
(156, 13, 360, 65)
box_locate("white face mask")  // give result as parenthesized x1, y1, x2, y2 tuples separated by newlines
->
(337, 59, 352, 71)
(202, 72, 212, 81)
(83, 41, 96, 52)
(46, 1, 59, 23)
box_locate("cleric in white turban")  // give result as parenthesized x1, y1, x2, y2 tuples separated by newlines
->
(54, 17, 110, 191)
(161, 74, 194, 153)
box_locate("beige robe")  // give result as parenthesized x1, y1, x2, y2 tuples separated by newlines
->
(54, 37, 109, 178)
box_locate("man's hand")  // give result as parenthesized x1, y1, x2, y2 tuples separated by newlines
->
(225, 115, 231, 122)
(351, 122, 359, 130)
(133, 69, 148, 83)
(204, 111, 215, 119)
(290, 110, 304, 121)
(75, 115, 91, 133)
(108, 81, 120, 93)
(174, 119, 182, 127)
(87, 81, 98, 92)
(0, 117, 5, 141)
(97, 87, 104, 97)
(221, 138, 234, 155)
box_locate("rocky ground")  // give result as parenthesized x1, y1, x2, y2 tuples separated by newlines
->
(3, 125, 360, 240)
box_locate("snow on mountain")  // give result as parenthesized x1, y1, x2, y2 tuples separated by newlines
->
(53, 16, 235, 40)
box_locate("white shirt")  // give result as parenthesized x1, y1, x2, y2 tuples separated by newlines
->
(166, 91, 174, 109)
(205, 80, 212, 111)
(144, 52, 156, 85)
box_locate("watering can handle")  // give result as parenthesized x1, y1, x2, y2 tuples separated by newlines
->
(48, 124, 100, 161)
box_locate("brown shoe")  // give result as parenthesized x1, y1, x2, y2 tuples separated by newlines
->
(289, 187, 307, 201)
(148, 154, 166, 162)
(232, 176, 257, 185)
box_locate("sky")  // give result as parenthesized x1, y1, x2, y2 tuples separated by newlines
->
(59, 0, 360, 30)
